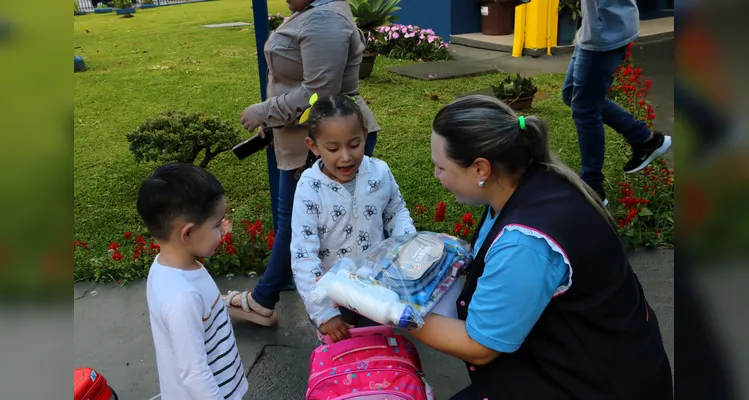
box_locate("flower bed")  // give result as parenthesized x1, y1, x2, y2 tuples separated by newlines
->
(74, 219, 274, 285)
(608, 42, 674, 249)
(268, 13, 288, 32)
(369, 24, 452, 62)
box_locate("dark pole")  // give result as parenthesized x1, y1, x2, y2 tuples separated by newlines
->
(251, 0, 280, 230)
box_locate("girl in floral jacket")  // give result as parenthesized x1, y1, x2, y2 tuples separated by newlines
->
(291, 95, 415, 342)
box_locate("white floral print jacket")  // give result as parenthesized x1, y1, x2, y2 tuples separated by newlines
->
(291, 156, 416, 326)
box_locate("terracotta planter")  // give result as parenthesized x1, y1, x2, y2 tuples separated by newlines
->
(359, 52, 378, 80)
(480, 1, 514, 36)
(501, 96, 534, 110)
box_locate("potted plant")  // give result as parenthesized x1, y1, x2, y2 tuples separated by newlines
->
(348, 0, 401, 79)
(140, 0, 158, 10)
(480, 0, 525, 36)
(557, 0, 581, 46)
(113, 0, 136, 15)
(490, 74, 538, 110)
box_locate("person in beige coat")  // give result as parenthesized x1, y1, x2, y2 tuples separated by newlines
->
(229, 0, 380, 326)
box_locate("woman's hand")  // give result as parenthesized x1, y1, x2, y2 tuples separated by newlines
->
(319, 316, 353, 343)
(240, 105, 262, 132)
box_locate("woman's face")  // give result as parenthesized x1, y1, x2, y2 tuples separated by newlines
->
(431, 132, 485, 205)
(287, 0, 312, 12)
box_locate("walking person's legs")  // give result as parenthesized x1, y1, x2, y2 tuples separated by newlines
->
(250, 169, 297, 309)
(563, 44, 671, 201)
(364, 131, 378, 157)
(225, 169, 297, 325)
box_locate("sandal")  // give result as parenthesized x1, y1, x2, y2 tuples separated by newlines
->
(223, 290, 278, 327)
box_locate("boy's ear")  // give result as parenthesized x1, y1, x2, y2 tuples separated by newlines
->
(179, 222, 197, 245)
(305, 137, 320, 157)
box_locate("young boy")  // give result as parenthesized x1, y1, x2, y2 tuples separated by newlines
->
(138, 163, 248, 400)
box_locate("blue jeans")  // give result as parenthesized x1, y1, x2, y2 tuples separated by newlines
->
(252, 132, 378, 309)
(562, 45, 651, 194)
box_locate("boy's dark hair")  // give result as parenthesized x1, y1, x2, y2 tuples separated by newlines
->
(297, 94, 366, 178)
(137, 162, 225, 240)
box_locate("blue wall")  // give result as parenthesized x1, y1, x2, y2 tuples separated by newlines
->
(394, 0, 451, 41)
(451, 0, 481, 36)
(394, 0, 482, 41)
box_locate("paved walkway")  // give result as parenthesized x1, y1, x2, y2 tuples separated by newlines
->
(74, 249, 673, 399)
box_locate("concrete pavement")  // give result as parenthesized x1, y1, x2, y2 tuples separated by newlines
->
(74, 249, 673, 399)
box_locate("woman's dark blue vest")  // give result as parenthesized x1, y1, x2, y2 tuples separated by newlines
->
(456, 165, 672, 399)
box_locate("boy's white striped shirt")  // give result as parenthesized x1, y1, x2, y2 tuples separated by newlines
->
(203, 294, 246, 399)
(147, 259, 248, 400)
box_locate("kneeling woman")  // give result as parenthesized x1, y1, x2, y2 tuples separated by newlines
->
(411, 95, 672, 399)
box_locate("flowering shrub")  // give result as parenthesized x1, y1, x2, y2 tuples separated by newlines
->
(268, 13, 288, 32)
(614, 159, 674, 249)
(73, 233, 160, 285)
(369, 24, 452, 62)
(74, 219, 274, 284)
(608, 42, 656, 128)
(412, 202, 476, 241)
(605, 42, 674, 249)
(202, 219, 275, 277)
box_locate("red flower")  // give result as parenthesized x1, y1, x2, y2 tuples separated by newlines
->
(454, 222, 464, 235)
(243, 220, 263, 240)
(462, 226, 471, 237)
(135, 235, 147, 245)
(112, 251, 123, 261)
(149, 241, 160, 251)
(461, 212, 475, 226)
(266, 230, 275, 250)
(109, 242, 120, 251)
(434, 202, 447, 222)
(226, 245, 236, 255)
(198, 257, 205, 264)
(117, 280, 122, 285)
(73, 240, 88, 250)
(123, 232, 132, 239)
(414, 204, 427, 216)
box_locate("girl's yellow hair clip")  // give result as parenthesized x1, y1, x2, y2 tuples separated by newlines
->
(299, 93, 319, 124)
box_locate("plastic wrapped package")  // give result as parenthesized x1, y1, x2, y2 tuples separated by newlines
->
(310, 232, 472, 330)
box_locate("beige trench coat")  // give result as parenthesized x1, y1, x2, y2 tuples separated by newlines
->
(244, 0, 380, 170)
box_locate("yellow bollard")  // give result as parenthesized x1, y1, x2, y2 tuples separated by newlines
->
(512, 4, 527, 58)
(547, 0, 560, 55)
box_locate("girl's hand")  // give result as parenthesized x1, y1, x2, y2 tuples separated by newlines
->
(319, 316, 353, 343)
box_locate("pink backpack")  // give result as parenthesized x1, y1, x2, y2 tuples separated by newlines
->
(307, 326, 436, 400)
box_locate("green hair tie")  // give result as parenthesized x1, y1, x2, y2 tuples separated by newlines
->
(518, 115, 526, 130)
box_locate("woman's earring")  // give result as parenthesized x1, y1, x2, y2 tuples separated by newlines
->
(478, 180, 485, 188)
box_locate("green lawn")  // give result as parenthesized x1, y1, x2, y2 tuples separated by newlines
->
(74, 0, 632, 259)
